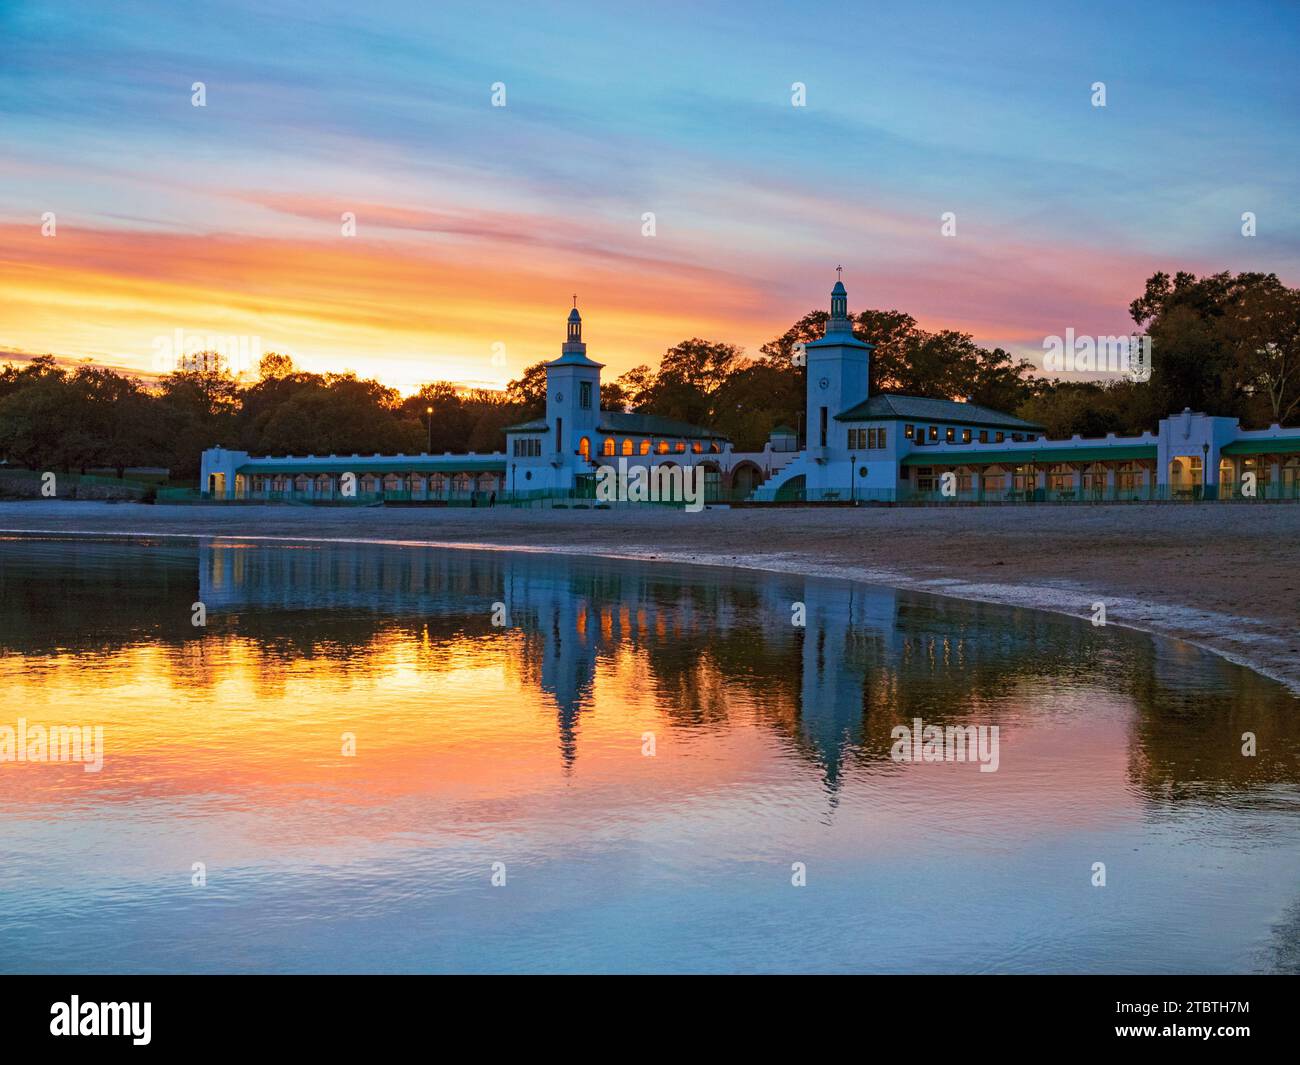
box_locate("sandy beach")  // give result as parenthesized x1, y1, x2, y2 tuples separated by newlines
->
(3, 499, 1298, 694)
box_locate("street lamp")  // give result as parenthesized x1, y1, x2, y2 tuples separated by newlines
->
(426, 406, 433, 454)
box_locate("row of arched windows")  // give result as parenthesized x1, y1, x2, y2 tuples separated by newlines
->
(252, 473, 499, 495)
(579, 438, 719, 460)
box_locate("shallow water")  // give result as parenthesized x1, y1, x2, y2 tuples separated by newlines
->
(0, 533, 1297, 974)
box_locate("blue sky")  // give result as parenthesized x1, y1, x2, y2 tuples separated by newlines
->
(2, 0, 1297, 388)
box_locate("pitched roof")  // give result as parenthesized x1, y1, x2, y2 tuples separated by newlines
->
(806, 329, 872, 351)
(236, 455, 506, 474)
(544, 351, 603, 368)
(1220, 437, 1300, 456)
(597, 410, 728, 440)
(503, 410, 727, 440)
(835, 393, 1043, 430)
(502, 417, 548, 433)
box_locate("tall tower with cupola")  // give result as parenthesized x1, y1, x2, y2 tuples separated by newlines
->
(805, 270, 872, 459)
(544, 300, 603, 473)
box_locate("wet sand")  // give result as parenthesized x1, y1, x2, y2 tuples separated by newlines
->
(3, 500, 1298, 693)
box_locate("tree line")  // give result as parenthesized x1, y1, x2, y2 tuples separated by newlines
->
(2, 270, 1296, 483)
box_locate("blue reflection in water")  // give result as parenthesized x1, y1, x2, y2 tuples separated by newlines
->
(0, 534, 1297, 973)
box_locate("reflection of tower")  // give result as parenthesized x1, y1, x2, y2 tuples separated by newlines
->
(795, 578, 902, 788)
(505, 558, 600, 771)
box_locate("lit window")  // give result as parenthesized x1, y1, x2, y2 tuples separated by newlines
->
(904, 424, 914, 440)
(962, 428, 972, 444)
(640, 439, 651, 455)
(622, 439, 634, 456)
(946, 427, 955, 443)
(979, 430, 989, 444)
(657, 440, 669, 454)
(675, 441, 686, 453)
(995, 432, 1004, 443)
(929, 425, 938, 441)
(579, 437, 590, 460)
(603, 438, 616, 456)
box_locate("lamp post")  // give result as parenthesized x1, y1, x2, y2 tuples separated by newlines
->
(426, 406, 433, 454)
(1202, 441, 1209, 500)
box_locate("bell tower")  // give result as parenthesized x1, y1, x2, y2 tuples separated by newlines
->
(804, 269, 872, 458)
(544, 298, 603, 470)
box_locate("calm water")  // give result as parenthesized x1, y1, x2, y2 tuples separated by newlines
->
(1, 533, 1298, 974)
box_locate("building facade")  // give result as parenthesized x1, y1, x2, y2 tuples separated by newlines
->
(753, 277, 1300, 503)
(200, 274, 1300, 505)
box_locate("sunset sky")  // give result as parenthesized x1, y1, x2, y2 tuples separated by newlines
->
(2, 0, 1298, 393)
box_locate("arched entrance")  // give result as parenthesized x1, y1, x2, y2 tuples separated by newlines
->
(775, 474, 805, 502)
(728, 460, 764, 501)
(1168, 455, 1203, 499)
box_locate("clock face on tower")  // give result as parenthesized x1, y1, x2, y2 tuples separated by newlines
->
(555, 392, 564, 403)
(818, 377, 829, 391)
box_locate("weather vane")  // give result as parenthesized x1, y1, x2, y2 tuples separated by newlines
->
(572, 293, 578, 308)
(836, 265, 843, 281)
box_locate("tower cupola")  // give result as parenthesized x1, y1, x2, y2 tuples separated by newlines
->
(829, 266, 850, 333)
(563, 297, 585, 355)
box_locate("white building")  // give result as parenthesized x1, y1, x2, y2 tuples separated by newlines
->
(499, 305, 796, 500)
(753, 276, 1300, 503)
(200, 274, 1300, 505)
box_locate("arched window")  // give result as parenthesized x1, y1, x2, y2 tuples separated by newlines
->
(692, 442, 702, 453)
(639, 440, 651, 455)
(657, 440, 670, 454)
(710, 442, 720, 453)
(578, 437, 590, 460)
(603, 438, 616, 456)
(674, 441, 686, 453)
(621, 438, 634, 456)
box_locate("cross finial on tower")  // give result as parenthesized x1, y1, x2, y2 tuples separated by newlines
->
(572, 293, 578, 308)
(836, 265, 843, 282)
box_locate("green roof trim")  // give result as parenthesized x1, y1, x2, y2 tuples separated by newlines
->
(902, 443, 1156, 467)
(237, 456, 506, 475)
(836, 393, 1043, 431)
(1220, 437, 1300, 456)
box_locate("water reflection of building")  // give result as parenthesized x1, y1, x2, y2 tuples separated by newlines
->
(187, 538, 1300, 791)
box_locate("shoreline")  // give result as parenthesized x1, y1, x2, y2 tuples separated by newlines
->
(2, 500, 1298, 695)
